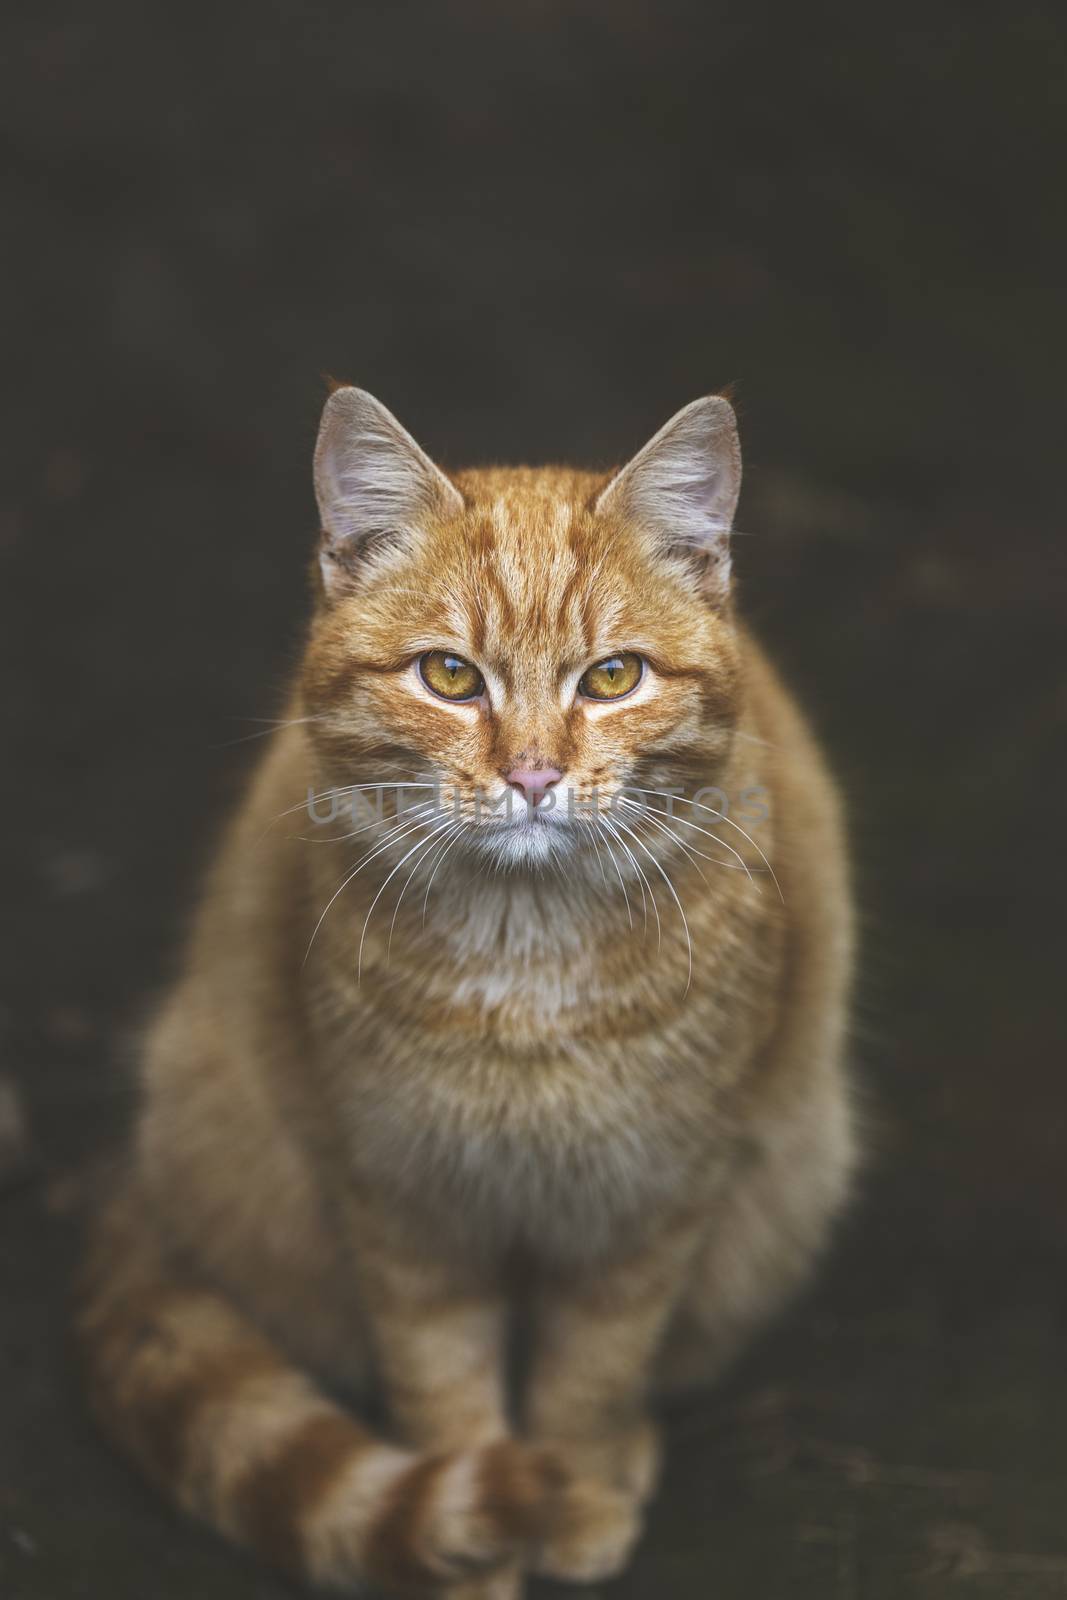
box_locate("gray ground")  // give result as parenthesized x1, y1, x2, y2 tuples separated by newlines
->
(2, 4, 1066, 1596)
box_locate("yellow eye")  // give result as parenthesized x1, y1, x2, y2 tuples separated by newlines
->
(578, 653, 644, 701)
(419, 650, 485, 702)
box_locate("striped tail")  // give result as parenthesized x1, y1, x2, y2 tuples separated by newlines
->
(76, 1190, 565, 1597)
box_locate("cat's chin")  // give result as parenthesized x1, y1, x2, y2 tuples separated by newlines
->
(466, 816, 577, 871)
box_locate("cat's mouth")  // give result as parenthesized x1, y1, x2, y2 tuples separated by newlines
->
(465, 805, 578, 867)
(482, 807, 563, 832)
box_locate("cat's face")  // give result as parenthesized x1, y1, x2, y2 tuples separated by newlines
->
(302, 390, 742, 869)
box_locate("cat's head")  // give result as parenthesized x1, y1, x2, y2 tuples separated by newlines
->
(301, 387, 744, 869)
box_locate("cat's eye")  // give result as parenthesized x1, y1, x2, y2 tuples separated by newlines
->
(578, 653, 644, 701)
(419, 650, 485, 702)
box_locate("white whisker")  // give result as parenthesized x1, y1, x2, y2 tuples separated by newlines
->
(213, 713, 334, 748)
(622, 800, 709, 884)
(263, 781, 438, 842)
(420, 821, 471, 925)
(581, 817, 613, 899)
(305, 798, 438, 846)
(626, 787, 779, 899)
(601, 816, 656, 943)
(609, 813, 693, 993)
(359, 820, 454, 980)
(388, 819, 464, 953)
(589, 817, 633, 930)
(302, 810, 442, 965)
(619, 796, 755, 882)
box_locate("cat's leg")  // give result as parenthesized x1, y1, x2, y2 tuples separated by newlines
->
(655, 1063, 855, 1395)
(342, 1196, 512, 1454)
(523, 1216, 703, 1582)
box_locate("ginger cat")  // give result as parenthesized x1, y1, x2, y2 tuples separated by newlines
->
(79, 388, 855, 1598)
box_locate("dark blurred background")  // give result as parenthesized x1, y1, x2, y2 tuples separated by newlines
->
(2, 4, 1066, 1596)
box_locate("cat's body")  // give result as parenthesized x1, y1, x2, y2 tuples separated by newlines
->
(80, 400, 855, 1598)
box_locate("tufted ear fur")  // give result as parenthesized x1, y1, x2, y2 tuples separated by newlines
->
(313, 386, 464, 595)
(594, 396, 741, 601)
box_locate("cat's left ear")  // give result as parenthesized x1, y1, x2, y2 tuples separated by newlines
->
(313, 386, 464, 595)
(594, 396, 741, 601)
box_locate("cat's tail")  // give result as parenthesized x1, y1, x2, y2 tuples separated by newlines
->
(76, 1186, 563, 1598)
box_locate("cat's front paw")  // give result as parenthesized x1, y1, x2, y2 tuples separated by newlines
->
(532, 1476, 643, 1584)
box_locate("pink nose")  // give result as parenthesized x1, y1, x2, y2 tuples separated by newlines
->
(504, 766, 563, 807)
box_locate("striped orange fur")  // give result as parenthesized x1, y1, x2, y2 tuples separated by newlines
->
(78, 389, 855, 1596)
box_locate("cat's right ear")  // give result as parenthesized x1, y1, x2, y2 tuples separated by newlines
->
(313, 387, 464, 596)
